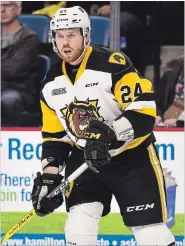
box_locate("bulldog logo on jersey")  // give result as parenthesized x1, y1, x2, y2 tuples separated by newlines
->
(61, 97, 103, 139)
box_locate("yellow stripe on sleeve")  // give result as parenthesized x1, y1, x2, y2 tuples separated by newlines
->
(40, 100, 65, 133)
(43, 137, 74, 146)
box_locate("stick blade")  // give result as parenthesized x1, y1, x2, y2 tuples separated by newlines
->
(1, 209, 35, 244)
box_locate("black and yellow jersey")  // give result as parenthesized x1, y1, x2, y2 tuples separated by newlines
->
(41, 45, 156, 163)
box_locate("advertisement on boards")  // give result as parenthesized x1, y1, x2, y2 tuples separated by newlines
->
(1, 129, 184, 245)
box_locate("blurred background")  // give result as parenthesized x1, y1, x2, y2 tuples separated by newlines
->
(1, 1, 184, 127)
(1, 2, 184, 244)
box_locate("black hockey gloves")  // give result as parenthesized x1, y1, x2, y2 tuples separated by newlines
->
(85, 119, 116, 143)
(84, 120, 116, 169)
(84, 140, 111, 169)
(31, 172, 63, 217)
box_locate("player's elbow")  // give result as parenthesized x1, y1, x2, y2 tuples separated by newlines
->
(123, 110, 155, 139)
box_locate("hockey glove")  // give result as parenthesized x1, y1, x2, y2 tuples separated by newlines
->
(84, 140, 111, 169)
(84, 120, 116, 169)
(32, 172, 63, 217)
(85, 119, 116, 143)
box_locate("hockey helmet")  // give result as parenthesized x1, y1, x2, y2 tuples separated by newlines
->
(50, 6, 91, 56)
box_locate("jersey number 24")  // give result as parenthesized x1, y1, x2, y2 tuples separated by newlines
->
(121, 83, 142, 103)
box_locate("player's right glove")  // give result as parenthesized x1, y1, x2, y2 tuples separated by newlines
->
(31, 172, 63, 217)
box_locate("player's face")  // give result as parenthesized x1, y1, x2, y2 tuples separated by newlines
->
(55, 28, 84, 63)
(1, 1, 21, 25)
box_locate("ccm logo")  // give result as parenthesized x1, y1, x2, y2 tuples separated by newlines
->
(85, 82, 98, 87)
(57, 18, 68, 22)
(127, 203, 155, 212)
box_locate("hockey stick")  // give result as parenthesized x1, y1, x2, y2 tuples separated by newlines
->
(1, 162, 88, 244)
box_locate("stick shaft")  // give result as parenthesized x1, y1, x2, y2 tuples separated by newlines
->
(47, 162, 88, 198)
(1, 162, 88, 244)
(67, 162, 88, 183)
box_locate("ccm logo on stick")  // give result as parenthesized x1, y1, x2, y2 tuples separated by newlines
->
(127, 203, 155, 212)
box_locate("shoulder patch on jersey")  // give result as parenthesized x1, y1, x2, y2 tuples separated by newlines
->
(108, 52, 126, 65)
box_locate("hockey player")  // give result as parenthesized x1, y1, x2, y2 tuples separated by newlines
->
(31, 6, 175, 246)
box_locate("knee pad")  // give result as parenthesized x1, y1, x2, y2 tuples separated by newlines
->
(132, 223, 175, 246)
(65, 202, 103, 245)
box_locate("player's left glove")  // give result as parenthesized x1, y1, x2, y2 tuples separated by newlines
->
(84, 120, 116, 170)
(85, 119, 116, 143)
